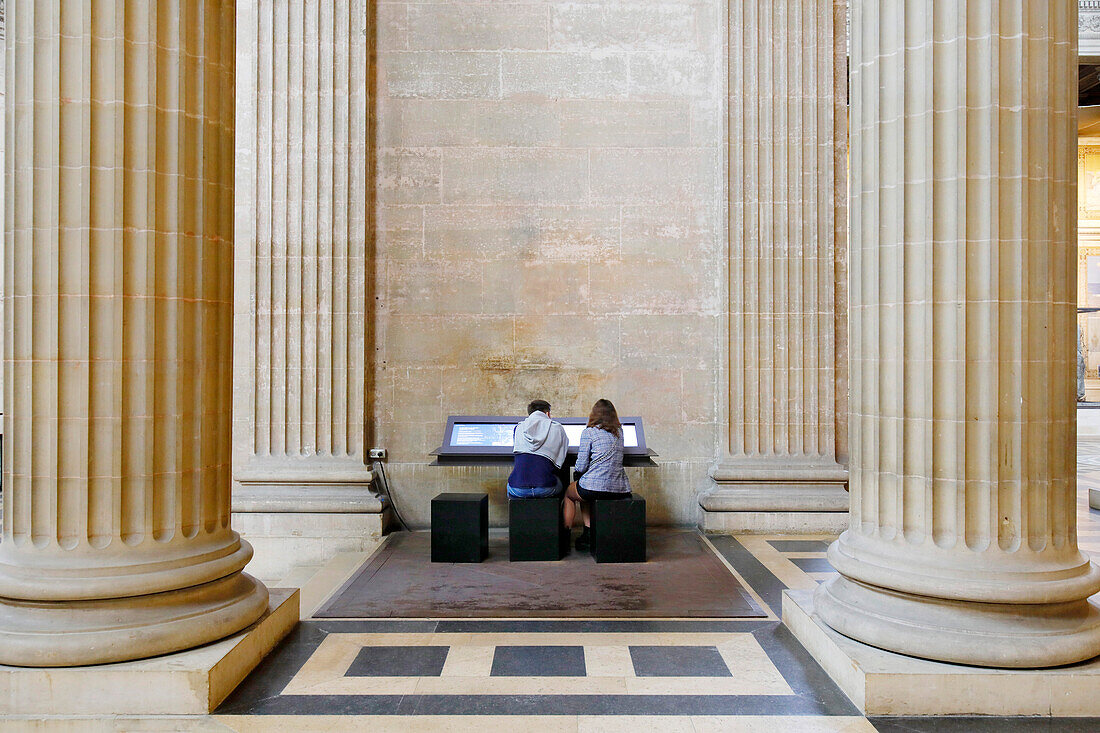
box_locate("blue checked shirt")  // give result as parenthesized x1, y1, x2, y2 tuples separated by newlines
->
(575, 426, 631, 494)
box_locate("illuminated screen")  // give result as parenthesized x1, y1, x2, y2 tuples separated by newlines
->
(448, 420, 640, 449)
(563, 423, 639, 448)
(562, 424, 584, 445)
(450, 423, 515, 448)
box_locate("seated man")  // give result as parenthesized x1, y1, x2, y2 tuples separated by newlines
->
(506, 399, 569, 498)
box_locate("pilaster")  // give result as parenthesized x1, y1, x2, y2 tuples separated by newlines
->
(232, 0, 383, 576)
(704, 0, 850, 532)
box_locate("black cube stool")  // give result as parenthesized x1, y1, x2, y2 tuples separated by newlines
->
(509, 496, 568, 561)
(591, 493, 646, 563)
(431, 492, 488, 563)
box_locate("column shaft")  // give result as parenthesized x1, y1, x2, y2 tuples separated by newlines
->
(816, 0, 1100, 668)
(0, 0, 267, 667)
(706, 0, 849, 515)
(233, 0, 373, 502)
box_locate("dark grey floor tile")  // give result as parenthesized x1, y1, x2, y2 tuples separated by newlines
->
(753, 622, 860, 716)
(870, 717, 1100, 732)
(215, 623, 330, 714)
(706, 535, 787, 613)
(226, 692, 852, 716)
(490, 645, 586, 677)
(790, 558, 835, 573)
(234, 694, 409, 716)
(768, 540, 831, 552)
(400, 693, 831, 716)
(436, 619, 771, 634)
(314, 620, 441, 634)
(345, 645, 450, 677)
(629, 645, 732, 677)
(1046, 720, 1100, 732)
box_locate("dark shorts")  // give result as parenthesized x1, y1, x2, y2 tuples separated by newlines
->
(577, 487, 631, 502)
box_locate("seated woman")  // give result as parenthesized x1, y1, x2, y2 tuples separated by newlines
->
(564, 398, 631, 551)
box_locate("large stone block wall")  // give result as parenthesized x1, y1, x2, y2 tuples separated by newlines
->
(374, 0, 726, 526)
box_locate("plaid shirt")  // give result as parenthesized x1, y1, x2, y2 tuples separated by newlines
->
(575, 427, 631, 494)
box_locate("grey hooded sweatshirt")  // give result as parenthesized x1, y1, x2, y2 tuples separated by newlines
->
(507, 411, 569, 489)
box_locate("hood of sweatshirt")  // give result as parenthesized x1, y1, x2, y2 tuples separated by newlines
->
(520, 411, 553, 448)
(513, 411, 568, 468)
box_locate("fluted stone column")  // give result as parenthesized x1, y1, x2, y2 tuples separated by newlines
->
(231, 0, 379, 576)
(702, 0, 849, 531)
(816, 0, 1100, 667)
(0, 0, 268, 667)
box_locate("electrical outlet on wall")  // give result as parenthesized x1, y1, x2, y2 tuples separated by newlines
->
(369, 448, 387, 460)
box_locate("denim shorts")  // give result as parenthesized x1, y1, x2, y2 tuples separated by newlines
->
(507, 479, 563, 499)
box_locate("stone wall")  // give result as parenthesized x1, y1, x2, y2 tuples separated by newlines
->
(374, 0, 726, 526)
(0, 5, 5, 438)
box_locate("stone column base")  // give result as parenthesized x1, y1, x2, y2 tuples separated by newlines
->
(815, 574, 1100, 668)
(0, 573, 269, 667)
(784, 589, 1100, 715)
(0, 588, 298, 715)
(699, 483, 849, 534)
(233, 485, 391, 582)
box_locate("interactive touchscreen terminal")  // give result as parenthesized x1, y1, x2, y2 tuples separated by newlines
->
(433, 416, 653, 465)
(561, 423, 639, 448)
(449, 422, 516, 448)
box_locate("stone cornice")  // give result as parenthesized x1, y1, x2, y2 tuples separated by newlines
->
(1083, 1, 1100, 56)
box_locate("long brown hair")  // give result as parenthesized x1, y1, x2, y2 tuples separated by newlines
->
(587, 398, 621, 437)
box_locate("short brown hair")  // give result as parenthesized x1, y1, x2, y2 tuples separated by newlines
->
(587, 398, 621, 436)
(528, 399, 551, 415)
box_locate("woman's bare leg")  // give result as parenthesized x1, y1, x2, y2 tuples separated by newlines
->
(567, 481, 592, 528)
(563, 481, 581, 528)
(563, 496, 575, 529)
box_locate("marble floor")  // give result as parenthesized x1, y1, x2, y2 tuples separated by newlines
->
(8, 443, 1100, 731)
